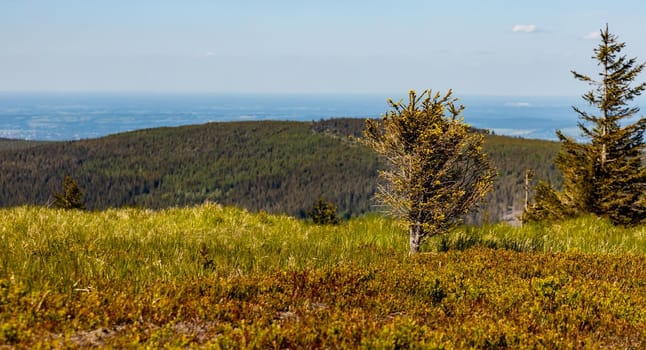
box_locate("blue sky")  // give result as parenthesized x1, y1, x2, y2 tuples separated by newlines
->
(2, 0, 646, 95)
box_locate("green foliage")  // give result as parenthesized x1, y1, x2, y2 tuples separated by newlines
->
(477, 135, 560, 225)
(528, 26, 646, 225)
(522, 181, 569, 222)
(363, 90, 496, 253)
(0, 119, 560, 223)
(0, 206, 644, 347)
(0, 121, 381, 217)
(307, 198, 340, 225)
(52, 175, 85, 210)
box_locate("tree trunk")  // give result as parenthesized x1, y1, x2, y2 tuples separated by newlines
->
(409, 222, 422, 255)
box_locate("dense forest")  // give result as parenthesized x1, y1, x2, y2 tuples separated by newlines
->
(0, 119, 560, 223)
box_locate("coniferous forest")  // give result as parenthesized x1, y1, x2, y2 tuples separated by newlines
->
(0, 118, 559, 223)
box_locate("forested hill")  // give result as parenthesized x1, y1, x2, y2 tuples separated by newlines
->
(0, 138, 49, 151)
(0, 119, 560, 222)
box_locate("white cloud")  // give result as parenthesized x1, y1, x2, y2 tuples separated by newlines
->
(583, 31, 600, 40)
(512, 24, 537, 33)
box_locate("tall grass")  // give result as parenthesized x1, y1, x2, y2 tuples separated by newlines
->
(1, 204, 644, 293)
(0, 204, 406, 292)
(433, 215, 646, 254)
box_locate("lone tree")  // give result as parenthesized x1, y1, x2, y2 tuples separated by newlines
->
(526, 25, 646, 225)
(363, 90, 496, 254)
(308, 198, 340, 225)
(52, 175, 85, 210)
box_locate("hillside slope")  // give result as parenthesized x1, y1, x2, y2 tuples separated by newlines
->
(0, 138, 48, 151)
(0, 119, 560, 221)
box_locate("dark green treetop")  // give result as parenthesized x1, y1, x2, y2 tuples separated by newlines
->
(307, 198, 340, 225)
(52, 176, 85, 210)
(527, 25, 646, 225)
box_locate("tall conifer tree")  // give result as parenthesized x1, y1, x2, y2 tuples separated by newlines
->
(527, 25, 646, 225)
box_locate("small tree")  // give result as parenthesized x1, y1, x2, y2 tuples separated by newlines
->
(363, 90, 496, 254)
(52, 175, 85, 210)
(307, 198, 340, 225)
(523, 181, 570, 222)
(526, 25, 646, 225)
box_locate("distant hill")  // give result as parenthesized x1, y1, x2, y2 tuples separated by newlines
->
(0, 119, 560, 222)
(0, 138, 49, 151)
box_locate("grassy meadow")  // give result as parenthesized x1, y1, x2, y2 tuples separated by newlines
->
(1, 204, 645, 348)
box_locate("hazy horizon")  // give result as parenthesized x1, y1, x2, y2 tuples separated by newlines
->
(0, 92, 590, 141)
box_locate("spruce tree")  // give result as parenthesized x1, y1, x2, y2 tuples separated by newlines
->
(363, 90, 496, 254)
(527, 25, 646, 225)
(523, 180, 573, 222)
(52, 176, 85, 210)
(308, 198, 340, 225)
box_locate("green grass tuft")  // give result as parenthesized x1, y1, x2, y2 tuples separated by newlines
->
(433, 215, 645, 254)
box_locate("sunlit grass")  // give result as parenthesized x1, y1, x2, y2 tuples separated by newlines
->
(433, 215, 646, 254)
(2, 204, 644, 295)
(0, 204, 407, 292)
(1, 204, 645, 347)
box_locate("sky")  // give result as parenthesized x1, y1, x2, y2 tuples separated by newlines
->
(2, 0, 646, 96)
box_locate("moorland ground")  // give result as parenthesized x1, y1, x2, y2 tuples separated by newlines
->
(1, 204, 644, 348)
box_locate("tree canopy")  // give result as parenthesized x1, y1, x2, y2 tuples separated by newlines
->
(363, 90, 496, 254)
(52, 176, 85, 210)
(526, 25, 646, 225)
